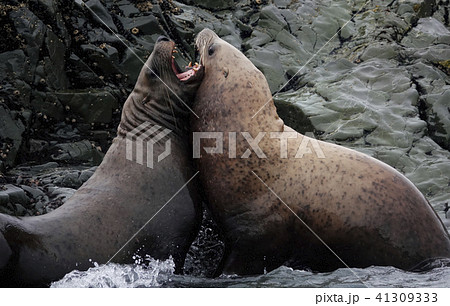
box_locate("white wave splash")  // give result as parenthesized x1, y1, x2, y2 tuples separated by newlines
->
(51, 256, 175, 288)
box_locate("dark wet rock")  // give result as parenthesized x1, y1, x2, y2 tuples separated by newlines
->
(80, 43, 120, 76)
(49, 167, 95, 189)
(118, 46, 148, 86)
(66, 53, 105, 87)
(55, 90, 119, 124)
(117, 2, 140, 17)
(53, 171, 82, 188)
(30, 91, 65, 121)
(29, 161, 59, 171)
(10, 7, 46, 75)
(119, 14, 161, 36)
(181, 0, 235, 11)
(79, 167, 96, 183)
(43, 30, 69, 90)
(51, 140, 104, 165)
(246, 47, 286, 92)
(0, 105, 25, 168)
(274, 98, 315, 134)
(0, 184, 29, 206)
(84, 0, 118, 32)
(21, 184, 45, 199)
(423, 89, 450, 149)
(47, 186, 76, 200)
(0, 50, 29, 83)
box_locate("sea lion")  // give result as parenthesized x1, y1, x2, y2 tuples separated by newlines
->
(191, 29, 450, 275)
(0, 36, 204, 286)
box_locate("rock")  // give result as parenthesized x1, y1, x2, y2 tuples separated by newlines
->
(10, 7, 46, 77)
(119, 15, 161, 36)
(79, 167, 96, 183)
(0, 105, 25, 168)
(47, 186, 76, 202)
(0, 184, 29, 205)
(57, 171, 82, 188)
(180, 0, 235, 11)
(118, 47, 148, 86)
(51, 140, 104, 165)
(83, 0, 118, 32)
(55, 90, 119, 124)
(21, 185, 45, 200)
(118, 2, 140, 17)
(43, 30, 69, 90)
(67, 53, 105, 87)
(30, 162, 59, 171)
(274, 97, 315, 134)
(246, 47, 286, 93)
(423, 88, 450, 150)
(402, 17, 450, 48)
(0, 50, 29, 83)
(14, 204, 27, 215)
(80, 43, 120, 76)
(30, 92, 65, 121)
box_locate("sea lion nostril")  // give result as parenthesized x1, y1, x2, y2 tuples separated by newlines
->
(157, 36, 170, 43)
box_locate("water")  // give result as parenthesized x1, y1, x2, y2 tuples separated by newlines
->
(52, 260, 450, 288)
(51, 258, 175, 288)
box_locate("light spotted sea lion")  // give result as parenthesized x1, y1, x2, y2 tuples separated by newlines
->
(0, 36, 204, 286)
(191, 29, 450, 275)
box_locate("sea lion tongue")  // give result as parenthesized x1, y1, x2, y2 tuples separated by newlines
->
(170, 48, 201, 81)
(175, 63, 201, 81)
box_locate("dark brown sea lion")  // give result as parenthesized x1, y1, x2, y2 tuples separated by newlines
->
(191, 29, 450, 275)
(0, 36, 204, 287)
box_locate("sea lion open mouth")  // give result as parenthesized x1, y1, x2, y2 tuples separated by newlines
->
(170, 44, 202, 82)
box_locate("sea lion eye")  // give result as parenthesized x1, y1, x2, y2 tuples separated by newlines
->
(208, 44, 216, 56)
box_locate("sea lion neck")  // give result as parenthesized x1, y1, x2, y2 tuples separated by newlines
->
(117, 62, 193, 138)
(117, 86, 191, 139)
